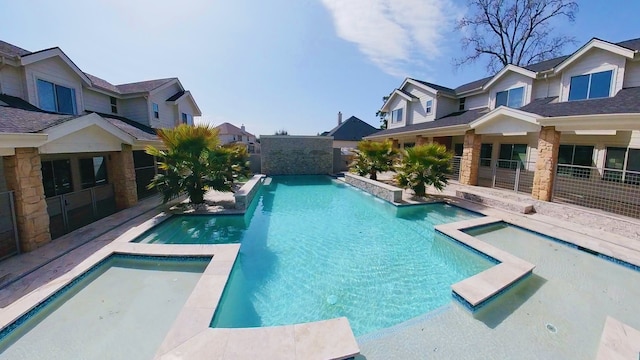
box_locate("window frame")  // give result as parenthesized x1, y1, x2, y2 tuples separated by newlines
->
(458, 97, 466, 111)
(152, 103, 159, 119)
(36, 79, 77, 115)
(495, 86, 525, 108)
(41, 159, 74, 197)
(79, 156, 109, 189)
(390, 108, 403, 124)
(557, 144, 594, 178)
(497, 143, 527, 169)
(425, 100, 433, 114)
(479, 143, 493, 167)
(568, 70, 613, 101)
(604, 147, 640, 185)
(110, 97, 118, 114)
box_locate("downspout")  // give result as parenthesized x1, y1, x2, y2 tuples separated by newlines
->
(545, 73, 549, 98)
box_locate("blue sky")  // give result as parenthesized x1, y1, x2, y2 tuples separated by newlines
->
(2, 0, 640, 136)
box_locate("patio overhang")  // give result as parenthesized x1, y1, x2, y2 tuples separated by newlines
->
(469, 106, 541, 135)
(537, 113, 640, 131)
(364, 124, 469, 140)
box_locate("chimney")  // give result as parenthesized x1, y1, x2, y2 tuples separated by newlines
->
(241, 124, 246, 131)
(338, 111, 342, 125)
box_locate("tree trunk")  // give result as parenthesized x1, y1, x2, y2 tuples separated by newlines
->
(189, 188, 205, 204)
(370, 171, 377, 181)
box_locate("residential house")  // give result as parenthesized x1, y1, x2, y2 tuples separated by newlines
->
(367, 37, 640, 219)
(0, 39, 201, 258)
(215, 122, 259, 153)
(321, 112, 378, 150)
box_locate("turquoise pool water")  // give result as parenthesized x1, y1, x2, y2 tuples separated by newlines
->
(137, 176, 493, 336)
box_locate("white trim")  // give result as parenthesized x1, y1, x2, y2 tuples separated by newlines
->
(470, 106, 540, 128)
(41, 113, 135, 144)
(554, 39, 636, 74)
(0, 133, 48, 149)
(380, 89, 412, 112)
(482, 65, 537, 90)
(20, 48, 91, 85)
(364, 124, 469, 139)
(538, 113, 640, 131)
(166, 90, 203, 116)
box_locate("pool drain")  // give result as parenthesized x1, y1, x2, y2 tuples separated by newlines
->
(546, 323, 558, 333)
(327, 295, 338, 305)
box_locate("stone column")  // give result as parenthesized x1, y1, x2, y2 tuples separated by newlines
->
(109, 144, 138, 210)
(416, 135, 427, 146)
(388, 138, 399, 149)
(3, 148, 51, 252)
(532, 126, 560, 201)
(459, 130, 481, 185)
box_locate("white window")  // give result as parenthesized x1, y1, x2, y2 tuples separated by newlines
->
(37, 79, 77, 114)
(458, 97, 466, 111)
(153, 103, 159, 118)
(568, 70, 613, 101)
(181, 113, 193, 125)
(426, 100, 433, 114)
(110, 97, 117, 114)
(496, 87, 524, 108)
(391, 108, 403, 123)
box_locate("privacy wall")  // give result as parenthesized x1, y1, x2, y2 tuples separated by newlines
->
(260, 136, 333, 175)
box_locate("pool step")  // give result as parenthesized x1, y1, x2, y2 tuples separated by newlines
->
(595, 316, 640, 359)
(455, 189, 534, 214)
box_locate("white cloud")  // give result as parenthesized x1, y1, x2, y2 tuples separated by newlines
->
(321, 0, 459, 77)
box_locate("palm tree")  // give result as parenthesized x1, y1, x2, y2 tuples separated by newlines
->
(350, 140, 397, 180)
(145, 124, 233, 204)
(395, 143, 452, 197)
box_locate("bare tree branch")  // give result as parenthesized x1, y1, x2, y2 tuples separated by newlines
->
(454, 0, 578, 73)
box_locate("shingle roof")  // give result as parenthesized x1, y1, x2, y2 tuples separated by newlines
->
(166, 90, 185, 101)
(409, 78, 456, 95)
(0, 94, 44, 112)
(454, 76, 493, 94)
(369, 108, 490, 137)
(520, 87, 640, 117)
(215, 122, 255, 137)
(116, 78, 176, 94)
(85, 73, 120, 93)
(522, 55, 570, 72)
(88, 112, 158, 141)
(323, 116, 378, 141)
(614, 37, 640, 51)
(0, 40, 31, 57)
(0, 104, 75, 133)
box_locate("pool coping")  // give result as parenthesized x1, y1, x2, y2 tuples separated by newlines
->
(596, 316, 640, 360)
(433, 217, 536, 312)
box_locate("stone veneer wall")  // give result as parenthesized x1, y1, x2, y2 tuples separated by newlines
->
(108, 144, 138, 210)
(344, 173, 402, 203)
(260, 136, 333, 175)
(3, 148, 51, 251)
(532, 126, 560, 201)
(234, 175, 264, 210)
(460, 130, 481, 185)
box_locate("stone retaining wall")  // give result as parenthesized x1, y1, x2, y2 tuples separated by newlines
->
(344, 173, 402, 203)
(234, 174, 265, 210)
(261, 136, 333, 175)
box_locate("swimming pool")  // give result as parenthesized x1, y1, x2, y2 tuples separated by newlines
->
(0, 255, 209, 359)
(137, 176, 494, 336)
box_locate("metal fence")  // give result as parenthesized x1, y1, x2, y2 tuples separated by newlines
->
(0, 191, 19, 259)
(46, 184, 117, 239)
(447, 156, 462, 182)
(552, 164, 640, 219)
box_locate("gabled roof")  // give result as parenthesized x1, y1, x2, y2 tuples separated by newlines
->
(215, 122, 255, 137)
(323, 116, 378, 141)
(85, 73, 120, 93)
(166, 90, 185, 101)
(0, 40, 30, 57)
(368, 108, 490, 137)
(0, 94, 44, 112)
(116, 78, 176, 94)
(19, 47, 92, 85)
(88, 112, 158, 141)
(409, 78, 456, 95)
(520, 87, 640, 117)
(454, 76, 493, 95)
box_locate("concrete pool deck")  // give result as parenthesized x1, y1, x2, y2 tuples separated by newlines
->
(2, 175, 640, 358)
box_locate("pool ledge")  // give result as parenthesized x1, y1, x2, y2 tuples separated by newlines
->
(435, 217, 536, 312)
(156, 317, 360, 360)
(596, 316, 640, 360)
